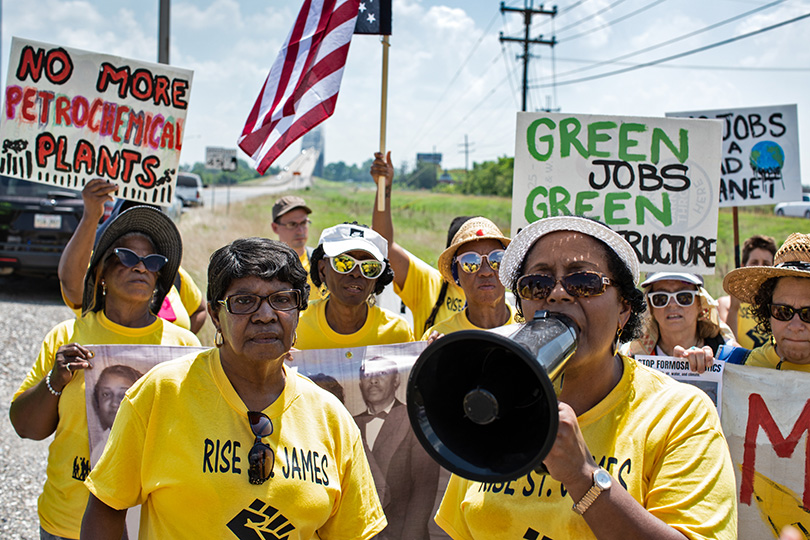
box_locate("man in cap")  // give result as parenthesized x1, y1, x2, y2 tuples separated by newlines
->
(271, 195, 323, 302)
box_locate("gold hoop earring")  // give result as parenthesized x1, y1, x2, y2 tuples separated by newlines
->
(292, 332, 298, 347)
(215, 329, 224, 347)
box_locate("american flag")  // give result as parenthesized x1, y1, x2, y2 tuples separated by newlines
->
(354, 0, 392, 35)
(239, 0, 361, 174)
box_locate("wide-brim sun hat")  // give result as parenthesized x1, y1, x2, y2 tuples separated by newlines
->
(724, 232, 810, 304)
(500, 216, 640, 288)
(318, 223, 388, 262)
(82, 206, 182, 313)
(437, 217, 511, 283)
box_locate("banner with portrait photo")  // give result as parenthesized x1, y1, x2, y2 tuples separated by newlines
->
(0, 37, 193, 206)
(667, 104, 801, 207)
(512, 112, 723, 274)
(721, 364, 810, 538)
(288, 341, 452, 540)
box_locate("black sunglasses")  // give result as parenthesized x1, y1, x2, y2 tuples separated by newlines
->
(247, 411, 274, 485)
(517, 271, 612, 300)
(769, 304, 810, 324)
(112, 248, 168, 272)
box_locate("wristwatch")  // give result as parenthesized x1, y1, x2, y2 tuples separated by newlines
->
(572, 468, 612, 515)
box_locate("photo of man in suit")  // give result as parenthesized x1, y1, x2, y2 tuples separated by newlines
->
(354, 358, 440, 540)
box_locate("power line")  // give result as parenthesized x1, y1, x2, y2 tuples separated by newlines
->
(554, 0, 787, 78)
(561, 0, 669, 42)
(533, 11, 810, 89)
(555, 0, 629, 35)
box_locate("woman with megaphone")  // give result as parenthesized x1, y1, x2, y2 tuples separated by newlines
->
(434, 216, 737, 540)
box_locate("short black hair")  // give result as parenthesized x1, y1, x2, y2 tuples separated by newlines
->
(207, 237, 309, 312)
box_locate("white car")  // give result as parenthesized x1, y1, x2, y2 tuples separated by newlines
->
(774, 194, 810, 218)
(176, 172, 205, 207)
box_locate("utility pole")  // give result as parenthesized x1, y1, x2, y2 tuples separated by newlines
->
(158, 0, 170, 64)
(458, 134, 474, 174)
(499, 1, 556, 112)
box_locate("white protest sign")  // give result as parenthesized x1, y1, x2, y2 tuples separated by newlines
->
(512, 112, 723, 274)
(0, 37, 193, 206)
(721, 364, 810, 538)
(668, 104, 801, 207)
(206, 146, 237, 171)
(636, 355, 724, 417)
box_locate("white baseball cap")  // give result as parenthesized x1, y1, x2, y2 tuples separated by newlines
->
(318, 223, 388, 262)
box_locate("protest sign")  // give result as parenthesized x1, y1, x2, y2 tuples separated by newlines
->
(83, 344, 206, 538)
(637, 355, 724, 416)
(512, 112, 723, 273)
(668, 105, 801, 207)
(288, 341, 452, 540)
(0, 37, 193, 205)
(722, 364, 810, 538)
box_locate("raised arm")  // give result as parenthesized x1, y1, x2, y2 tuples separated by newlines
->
(58, 179, 118, 306)
(370, 151, 410, 289)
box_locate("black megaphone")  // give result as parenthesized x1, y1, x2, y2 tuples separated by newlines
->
(406, 310, 578, 483)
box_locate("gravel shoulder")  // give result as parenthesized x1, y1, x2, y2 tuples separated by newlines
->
(0, 275, 74, 539)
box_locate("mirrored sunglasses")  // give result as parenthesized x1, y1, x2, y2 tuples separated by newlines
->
(219, 290, 301, 315)
(329, 254, 385, 279)
(113, 248, 167, 272)
(647, 290, 696, 308)
(247, 411, 274, 485)
(769, 303, 810, 323)
(454, 249, 504, 274)
(517, 271, 612, 300)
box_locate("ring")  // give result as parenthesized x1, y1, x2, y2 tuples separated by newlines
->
(65, 363, 71, 373)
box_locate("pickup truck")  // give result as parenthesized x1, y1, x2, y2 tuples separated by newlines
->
(774, 195, 810, 218)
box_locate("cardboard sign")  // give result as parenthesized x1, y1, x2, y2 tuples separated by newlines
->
(0, 37, 193, 205)
(512, 112, 723, 273)
(668, 105, 801, 207)
(722, 364, 810, 538)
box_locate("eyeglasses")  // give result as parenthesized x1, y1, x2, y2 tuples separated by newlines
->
(219, 290, 301, 314)
(329, 254, 386, 279)
(647, 290, 697, 308)
(454, 249, 505, 274)
(112, 248, 168, 272)
(769, 304, 810, 323)
(517, 271, 612, 300)
(277, 218, 311, 230)
(247, 411, 274, 485)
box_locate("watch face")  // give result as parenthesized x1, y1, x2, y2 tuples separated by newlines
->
(594, 468, 612, 490)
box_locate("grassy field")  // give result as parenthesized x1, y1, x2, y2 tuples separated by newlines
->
(178, 180, 809, 345)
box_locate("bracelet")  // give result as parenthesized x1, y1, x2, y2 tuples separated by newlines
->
(45, 371, 62, 397)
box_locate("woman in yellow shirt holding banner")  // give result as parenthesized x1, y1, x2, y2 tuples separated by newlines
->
(10, 206, 200, 540)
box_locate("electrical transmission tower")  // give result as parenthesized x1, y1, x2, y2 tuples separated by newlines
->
(499, 1, 556, 112)
(458, 134, 474, 174)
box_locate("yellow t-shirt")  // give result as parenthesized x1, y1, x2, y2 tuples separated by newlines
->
(301, 250, 324, 303)
(421, 304, 518, 340)
(736, 302, 770, 349)
(85, 349, 386, 539)
(12, 311, 200, 539)
(394, 250, 466, 336)
(62, 265, 203, 332)
(746, 341, 810, 372)
(296, 298, 414, 350)
(435, 355, 737, 540)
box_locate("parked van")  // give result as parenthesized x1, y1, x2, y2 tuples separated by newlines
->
(176, 172, 204, 207)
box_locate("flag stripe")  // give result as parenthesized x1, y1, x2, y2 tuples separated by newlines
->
(239, 0, 360, 173)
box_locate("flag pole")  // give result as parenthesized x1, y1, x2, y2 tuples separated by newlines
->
(376, 34, 390, 211)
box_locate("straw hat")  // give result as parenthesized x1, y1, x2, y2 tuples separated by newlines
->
(724, 233, 810, 304)
(437, 217, 510, 283)
(500, 216, 640, 288)
(83, 206, 182, 313)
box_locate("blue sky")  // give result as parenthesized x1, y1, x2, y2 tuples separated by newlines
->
(3, 0, 810, 179)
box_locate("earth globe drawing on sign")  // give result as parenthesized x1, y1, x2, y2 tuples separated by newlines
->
(749, 140, 785, 184)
